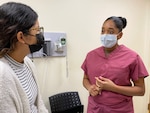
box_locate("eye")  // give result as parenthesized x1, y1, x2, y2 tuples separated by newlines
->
(108, 30, 114, 34)
(101, 29, 105, 34)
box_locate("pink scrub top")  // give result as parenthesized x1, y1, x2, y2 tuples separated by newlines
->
(81, 45, 149, 113)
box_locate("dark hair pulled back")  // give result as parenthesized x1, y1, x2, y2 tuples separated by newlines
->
(105, 16, 127, 32)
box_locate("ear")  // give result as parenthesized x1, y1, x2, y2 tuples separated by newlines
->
(117, 32, 123, 40)
(17, 31, 25, 44)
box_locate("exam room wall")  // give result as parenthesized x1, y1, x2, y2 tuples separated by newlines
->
(0, 0, 150, 113)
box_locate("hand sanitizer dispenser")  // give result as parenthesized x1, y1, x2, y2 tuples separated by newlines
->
(54, 37, 66, 52)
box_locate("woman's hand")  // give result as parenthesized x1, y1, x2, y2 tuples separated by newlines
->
(95, 76, 116, 91)
(88, 84, 101, 96)
(95, 76, 145, 96)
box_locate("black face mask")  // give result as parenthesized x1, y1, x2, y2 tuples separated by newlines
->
(29, 33, 44, 53)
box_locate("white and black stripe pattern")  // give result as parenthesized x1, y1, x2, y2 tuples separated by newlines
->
(5, 55, 38, 113)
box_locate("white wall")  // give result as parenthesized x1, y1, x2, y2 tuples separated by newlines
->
(1, 0, 150, 113)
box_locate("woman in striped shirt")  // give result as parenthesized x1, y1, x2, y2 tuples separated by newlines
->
(0, 2, 48, 113)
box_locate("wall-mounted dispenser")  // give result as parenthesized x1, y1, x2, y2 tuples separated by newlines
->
(28, 32, 67, 58)
(54, 37, 66, 52)
(44, 32, 67, 57)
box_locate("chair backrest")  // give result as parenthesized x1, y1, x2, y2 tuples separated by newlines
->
(49, 91, 84, 113)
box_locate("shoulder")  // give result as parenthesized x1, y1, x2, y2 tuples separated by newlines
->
(0, 57, 7, 65)
(84, 46, 105, 60)
(119, 45, 144, 65)
(0, 57, 10, 73)
(24, 56, 35, 67)
(119, 45, 139, 57)
(24, 56, 37, 74)
(86, 46, 103, 56)
(0, 58, 13, 94)
(24, 56, 33, 64)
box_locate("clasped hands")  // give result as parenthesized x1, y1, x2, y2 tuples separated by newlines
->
(88, 76, 116, 96)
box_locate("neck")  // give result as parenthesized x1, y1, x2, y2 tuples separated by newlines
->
(7, 52, 25, 63)
(7, 42, 30, 63)
(7, 47, 30, 63)
(104, 44, 118, 55)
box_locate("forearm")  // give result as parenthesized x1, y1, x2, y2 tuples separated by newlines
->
(110, 84, 145, 96)
(95, 76, 145, 96)
(83, 77, 91, 91)
(83, 75, 100, 96)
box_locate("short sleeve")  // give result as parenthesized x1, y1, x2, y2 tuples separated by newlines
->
(130, 55, 149, 81)
(81, 58, 87, 75)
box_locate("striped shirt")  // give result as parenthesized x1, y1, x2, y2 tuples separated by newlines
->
(4, 55, 38, 113)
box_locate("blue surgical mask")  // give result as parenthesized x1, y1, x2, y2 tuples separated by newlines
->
(100, 34, 117, 48)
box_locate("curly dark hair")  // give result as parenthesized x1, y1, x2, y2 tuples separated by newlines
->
(0, 2, 38, 57)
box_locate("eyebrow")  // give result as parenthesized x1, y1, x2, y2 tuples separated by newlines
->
(108, 28, 115, 30)
(102, 27, 115, 31)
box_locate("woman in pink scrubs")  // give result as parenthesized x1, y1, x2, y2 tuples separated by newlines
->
(81, 16, 149, 113)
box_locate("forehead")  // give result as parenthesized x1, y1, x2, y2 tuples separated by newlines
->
(102, 19, 118, 31)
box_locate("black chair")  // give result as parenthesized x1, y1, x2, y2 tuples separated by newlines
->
(49, 91, 84, 113)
